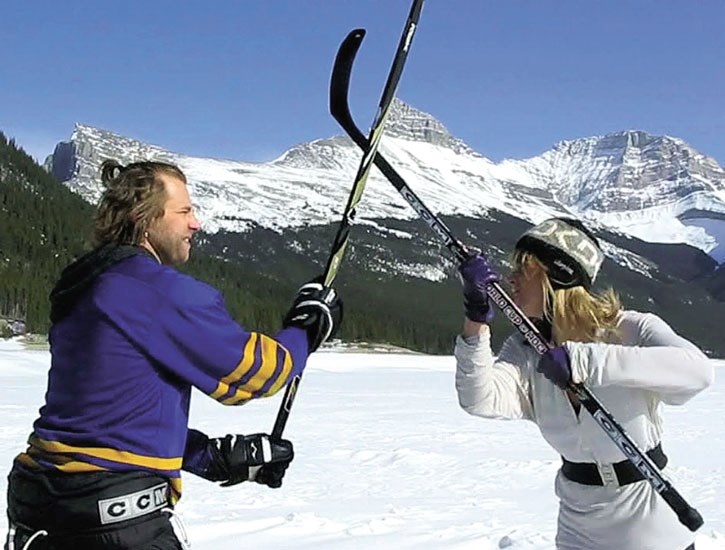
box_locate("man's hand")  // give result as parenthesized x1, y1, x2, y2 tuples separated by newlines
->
(207, 433, 294, 488)
(283, 279, 343, 352)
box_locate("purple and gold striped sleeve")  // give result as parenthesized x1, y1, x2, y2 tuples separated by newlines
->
(207, 331, 295, 403)
(141, 275, 310, 404)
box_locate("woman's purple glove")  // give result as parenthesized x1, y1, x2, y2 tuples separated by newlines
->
(536, 346, 572, 389)
(458, 254, 500, 324)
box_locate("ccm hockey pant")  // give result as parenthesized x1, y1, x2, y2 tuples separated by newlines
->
(5, 466, 184, 549)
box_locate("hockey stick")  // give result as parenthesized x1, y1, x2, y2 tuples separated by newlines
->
(272, 0, 425, 440)
(328, 29, 704, 532)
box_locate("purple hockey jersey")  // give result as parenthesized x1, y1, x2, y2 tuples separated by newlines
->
(15, 246, 309, 500)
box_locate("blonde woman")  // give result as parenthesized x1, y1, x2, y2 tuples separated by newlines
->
(455, 217, 713, 550)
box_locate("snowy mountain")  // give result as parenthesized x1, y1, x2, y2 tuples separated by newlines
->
(29, 107, 725, 355)
(46, 99, 725, 265)
(510, 131, 725, 261)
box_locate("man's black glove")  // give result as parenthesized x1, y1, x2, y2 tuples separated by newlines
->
(207, 433, 294, 488)
(283, 279, 343, 352)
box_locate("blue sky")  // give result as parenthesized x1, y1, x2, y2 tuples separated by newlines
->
(2, 1, 724, 165)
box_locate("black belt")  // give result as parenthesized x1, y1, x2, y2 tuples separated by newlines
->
(561, 443, 667, 486)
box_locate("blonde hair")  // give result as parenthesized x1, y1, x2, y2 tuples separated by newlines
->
(512, 250, 622, 344)
(94, 159, 186, 246)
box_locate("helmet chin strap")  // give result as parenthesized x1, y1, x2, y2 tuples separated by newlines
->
(541, 287, 555, 344)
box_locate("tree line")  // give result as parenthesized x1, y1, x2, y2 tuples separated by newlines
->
(0, 132, 460, 353)
(5, 130, 723, 356)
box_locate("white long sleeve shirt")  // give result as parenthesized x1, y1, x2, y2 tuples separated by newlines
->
(455, 310, 714, 550)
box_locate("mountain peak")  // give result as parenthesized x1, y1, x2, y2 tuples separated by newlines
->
(273, 99, 479, 170)
(551, 130, 707, 162)
(45, 123, 174, 203)
(384, 99, 477, 155)
(43, 109, 725, 264)
(533, 129, 725, 215)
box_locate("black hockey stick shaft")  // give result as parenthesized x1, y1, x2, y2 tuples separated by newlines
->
(272, 0, 425, 440)
(322, 0, 424, 289)
(329, 29, 468, 264)
(328, 30, 703, 532)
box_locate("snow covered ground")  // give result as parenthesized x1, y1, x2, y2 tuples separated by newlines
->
(0, 339, 723, 549)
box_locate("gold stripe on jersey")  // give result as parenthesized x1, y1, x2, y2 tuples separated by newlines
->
(222, 334, 289, 404)
(29, 436, 182, 471)
(52, 461, 107, 473)
(265, 345, 293, 396)
(16, 452, 41, 469)
(210, 333, 258, 401)
(15, 450, 185, 502)
(25, 447, 108, 473)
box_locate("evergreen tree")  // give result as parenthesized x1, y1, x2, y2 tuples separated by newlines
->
(4, 129, 723, 355)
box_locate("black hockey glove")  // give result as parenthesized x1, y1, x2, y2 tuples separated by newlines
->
(282, 279, 343, 352)
(207, 433, 294, 489)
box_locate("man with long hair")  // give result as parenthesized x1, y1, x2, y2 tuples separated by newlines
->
(455, 217, 713, 550)
(5, 160, 342, 549)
